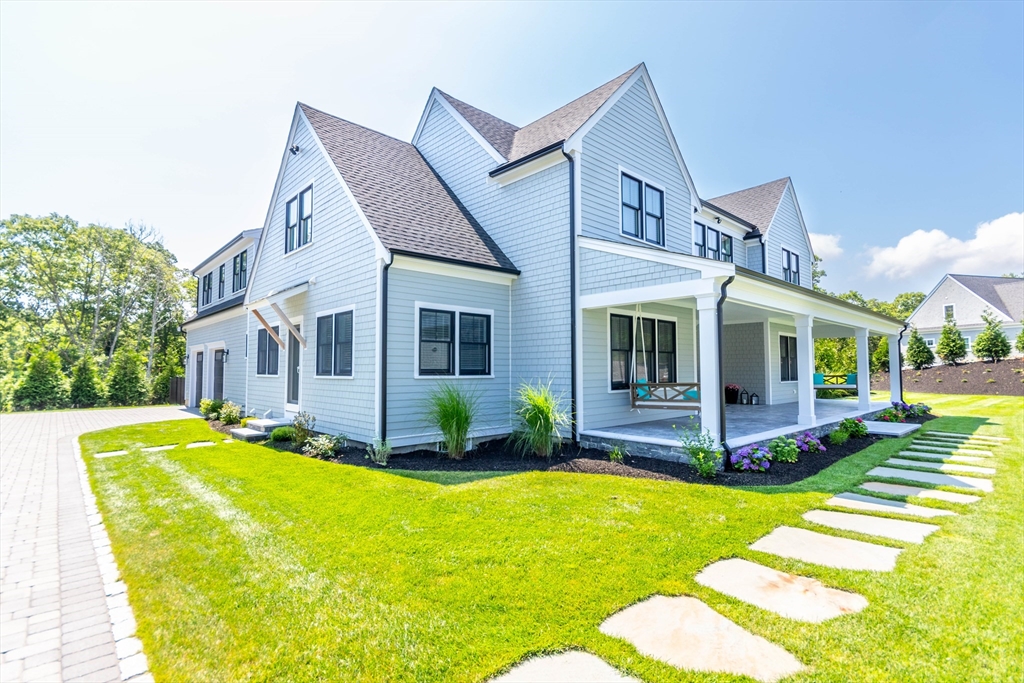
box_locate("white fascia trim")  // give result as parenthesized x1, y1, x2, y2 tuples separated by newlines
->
(947, 277, 1014, 323)
(782, 179, 816, 260)
(390, 254, 517, 286)
(193, 237, 257, 280)
(490, 149, 566, 187)
(580, 278, 717, 310)
(578, 235, 734, 279)
(248, 280, 311, 310)
(182, 306, 246, 331)
(696, 211, 749, 240)
(414, 88, 506, 164)
(297, 107, 390, 263)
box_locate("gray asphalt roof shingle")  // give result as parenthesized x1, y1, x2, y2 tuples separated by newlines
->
(706, 178, 791, 232)
(948, 274, 1024, 322)
(437, 91, 519, 159)
(300, 103, 517, 273)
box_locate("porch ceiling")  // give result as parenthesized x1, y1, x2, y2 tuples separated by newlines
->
(722, 300, 884, 338)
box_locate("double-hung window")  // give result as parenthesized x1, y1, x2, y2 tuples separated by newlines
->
(201, 273, 213, 305)
(232, 251, 247, 292)
(694, 223, 733, 263)
(620, 173, 665, 246)
(609, 314, 676, 390)
(780, 335, 798, 382)
(943, 304, 955, 321)
(783, 249, 800, 285)
(315, 310, 353, 377)
(417, 307, 492, 377)
(218, 265, 226, 299)
(256, 326, 280, 375)
(720, 234, 733, 263)
(285, 185, 313, 253)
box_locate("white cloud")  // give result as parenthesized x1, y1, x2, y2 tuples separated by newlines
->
(864, 212, 1024, 280)
(809, 233, 844, 260)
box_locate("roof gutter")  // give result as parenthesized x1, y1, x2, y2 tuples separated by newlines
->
(717, 275, 735, 465)
(387, 249, 520, 276)
(490, 141, 565, 178)
(563, 149, 579, 444)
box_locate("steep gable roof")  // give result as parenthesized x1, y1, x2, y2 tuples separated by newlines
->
(706, 178, 790, 232)
(436, 91, 519, 159)
(948, 274, 1024, 322)
(299, 103, 517, 273)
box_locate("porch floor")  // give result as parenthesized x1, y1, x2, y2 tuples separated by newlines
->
(585, 399, 890, 450)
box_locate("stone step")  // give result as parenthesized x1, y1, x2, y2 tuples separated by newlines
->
(245, 418, 292, 433)
(826, 492, 956, 518)
(803, 510, 939, 544)
(908, 443, 994, 456)
(750, 526, 902, 571)
(229, 427, 265, 442)
(865, 467, 993, 492)
(599, 595, 804, 682)
(860, 482, 981, 504)
(898, 451, 990, 464)
(695, 558, 868, 623)
(925, 431, 1008, 442)
(140, 444, 175, 452)
(491, 652, 639, 683)
(886, 458, 996, 476)
(95, 450, 128, 459)
(862, 421, 920, 437)
(913, 438, 997, 449)
(185, 441, 217, 449)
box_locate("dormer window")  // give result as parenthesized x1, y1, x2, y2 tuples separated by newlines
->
(783, 248, 800, 285)
(621, 173, 665, 246)
(232, 251, 248, 292)
(218, 264, 226, 298)
(201, 273, 213, 306)
(694, 224, 733, 263)
(285, 185, 313, 253)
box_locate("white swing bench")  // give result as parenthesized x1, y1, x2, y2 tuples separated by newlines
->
(629, 381, 701, 410)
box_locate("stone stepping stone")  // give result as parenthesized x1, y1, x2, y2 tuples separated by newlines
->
(223, 439, 234, 444)
(803, 510, 939, 544)
(913, 439, 996, 450)
(750, 526, 901, 571)
(926, 431, 1008, 442)
(909, 444, 994, 456)
(599, 595, 804, 682)
(186, 441, 217, 449)
(899, 451, 990, 464)
(860, 482, 981, 504)
(866, 467, 993, 492)
(695, 558, 867, 622)
(491, 651, 640, 683)
(96, 450, 128, 459)
(141, 444, 176, 452)
(886, 458, 995, 476)
(827, 492, 955, 518)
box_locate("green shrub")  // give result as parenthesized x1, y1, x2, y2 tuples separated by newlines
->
(936, 321, 967, 366)
(106, 348, 147, 406)
(150, 363, 183, 403)
(838, 417, 868, 438)
(367, 437, 392, 466)
(872, 335, 890, 373)
(198, 398, 223, 419)
(768, 436, 799, 463)
(270, 426, 295, 442)
(511, 380, 570, 459)
(218, 401, 242, 425)
(828, 429, 849, 446)
(240, 417, 252, 427)
(69, 355, 104, 408)
(303, 434, 343, 459)
(973, 311, 1012, 362)
(12, 351, 68, 411)
(292, 411, 315, 446)
(608, 444, 626, 464)
(1016, 327, 1024, 354)
(425, 383, 477, 460)
(676, 427, 722, 479)
(905, 328, 934, 370)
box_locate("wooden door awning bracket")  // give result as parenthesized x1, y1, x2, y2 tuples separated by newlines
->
(270, 302, 307, 349)
(251, 309, 286, 349)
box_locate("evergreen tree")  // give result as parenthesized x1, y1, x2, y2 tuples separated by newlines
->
(973, 311, 1012, 363)
(69, 355, 104, 407)
(936, 320, 967, 366)
(905, 328, 935, 370)
(12, 351, 68, 410)
(106, 347, 147, 406)
(1016, 327, 1024, 355)
(872, 336, 890, 373)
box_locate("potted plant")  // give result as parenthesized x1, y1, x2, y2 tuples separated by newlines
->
(725, 384, 741, 404)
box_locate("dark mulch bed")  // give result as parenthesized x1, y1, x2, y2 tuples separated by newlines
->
(872, 358, 1024, 396)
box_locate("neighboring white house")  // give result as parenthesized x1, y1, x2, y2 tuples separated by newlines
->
(905, 274, 1024, 360)
(184, 63, 906, 454)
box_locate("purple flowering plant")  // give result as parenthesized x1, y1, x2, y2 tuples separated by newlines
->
(730, 443, 772, 472)
(795, 431, 826, 454)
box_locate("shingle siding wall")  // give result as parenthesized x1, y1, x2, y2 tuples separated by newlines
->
(415, 100, 572, 409)
(746, 240, 764, 274)
(195, 237, 259, 314)
(244, 117, 378, 440)
(768, 322, 798, 404)
(582, 302, 696, 430)
(580, 248, 700, 295)
(722, 322, 766, 401)
(581, 79, 693, 255)
(908, 277, 1009, 331)
(765, 185, 812, 289)
(185, 311, 248, 407)
(386, 267, 511, 447)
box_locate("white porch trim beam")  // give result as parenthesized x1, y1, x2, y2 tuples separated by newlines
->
(696, 293, 721, 445)
(580, 278, 716, 310)
(888, 333, 903, 402)
(578, 235, 734, 278)
(270, 302, 306, 349)
(251, 309, 285, 349)
(855, 327, 871, 410)
(794, 315, 816, 425)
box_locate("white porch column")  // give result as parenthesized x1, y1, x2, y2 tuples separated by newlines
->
(794, 315, 816, 425)
(696, 294, 721, 444)
(889, 333, 902, 403)
(855, 328, 871, 410)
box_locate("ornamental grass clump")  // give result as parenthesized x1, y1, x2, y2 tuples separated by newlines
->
(511, 381, 570, 460)
(768, 436, 800, 463)
(425, 383, 477, 460)
(730, 444, 771, 472)
(828, 429, 849, 446)
(367, 437, 392, 466)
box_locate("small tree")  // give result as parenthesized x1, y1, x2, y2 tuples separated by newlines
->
(973, 310, 1012, 363)
(12, 351, 68, 411)
(1016, 327, 1024, 355)
(872, 336, 890, 373)
(106, 347, 147, 406)
(936, 320, 967, 366)
(69, 355, 104, 407)
(905, 328, 935, 370)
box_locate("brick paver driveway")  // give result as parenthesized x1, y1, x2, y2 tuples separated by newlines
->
(1, 406, 196, 682)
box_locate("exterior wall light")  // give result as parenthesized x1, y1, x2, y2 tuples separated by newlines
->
(290, 144, 300, 155)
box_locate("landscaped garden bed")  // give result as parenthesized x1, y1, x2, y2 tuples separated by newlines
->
(872, 358, 1024, 396)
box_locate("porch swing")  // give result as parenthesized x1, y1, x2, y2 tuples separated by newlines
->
(628, 303, 702, 411)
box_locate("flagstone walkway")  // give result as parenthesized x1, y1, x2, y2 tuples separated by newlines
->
(0, 406, 195, 683)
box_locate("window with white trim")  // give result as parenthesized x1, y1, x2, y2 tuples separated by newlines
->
(201, 273, 213, 306)
(233, 251, 247, 292)
(783, 248, 800, 285)
(694, 223, 733, 263)
(417, 308, 492, 377)
(780, 335, 798, 382)
(218, 264, 226, 299)
(609, 314, 676, 390)
(926, 338, 935, 347)
(316, 310, 353, 377)
(285, 185, 313, 253)
(621, 173, 665, 246)
(256, 326, 280, 375)
(943, 304, 955, 321)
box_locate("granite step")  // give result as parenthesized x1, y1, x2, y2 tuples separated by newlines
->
(860, 482, 981, 504)
(924, 431, 1008, 442)
(803, 510, 939, 544)
(885, 458, 996, 476)
(826, 492, 956, 518)
(229, 427, 266, 442)
(750, 526, 901, 571)
(865, 467, 993, 492)
(898, 451, 990, 464)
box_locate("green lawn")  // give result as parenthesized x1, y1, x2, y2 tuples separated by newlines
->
(80, 393, 1023, 682)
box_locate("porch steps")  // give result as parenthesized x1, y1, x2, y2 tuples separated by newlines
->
(229, 428, 265, 442)
(230, 418, 292, 442)
(861, 421, 920, 437)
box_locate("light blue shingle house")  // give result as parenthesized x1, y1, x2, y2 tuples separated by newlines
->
(184, 64, 906, 454)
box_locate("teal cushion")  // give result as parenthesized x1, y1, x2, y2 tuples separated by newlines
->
(636, 378, 651, 399)
(684, 389, 699, 401)
(847, 373, 857, 385)
(813, 373, 824, 384)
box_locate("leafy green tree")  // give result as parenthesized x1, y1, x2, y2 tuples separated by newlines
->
(12, 351, 68, 410)
(973, 311, 1012, 363)
(905, 328, 935, 370)
(811, 255, 827, 292)
(936, 320, 967, 366)
(1016, 327, 1024, 355)
(106, 347, 147, 406)
(69, 355, 104, 407)
(872, 335, 890, 372)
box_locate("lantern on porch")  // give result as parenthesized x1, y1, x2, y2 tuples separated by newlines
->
(739, 389, 749, 405)
(750, 393, 760, 405)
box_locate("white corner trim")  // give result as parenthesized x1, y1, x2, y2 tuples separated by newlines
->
(416, 88, 506, 164)
(390, 254, 517, 285)
(490, 149, 566, 186)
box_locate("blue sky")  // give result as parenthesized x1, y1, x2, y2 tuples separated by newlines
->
(2, 1, 1021, 298)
